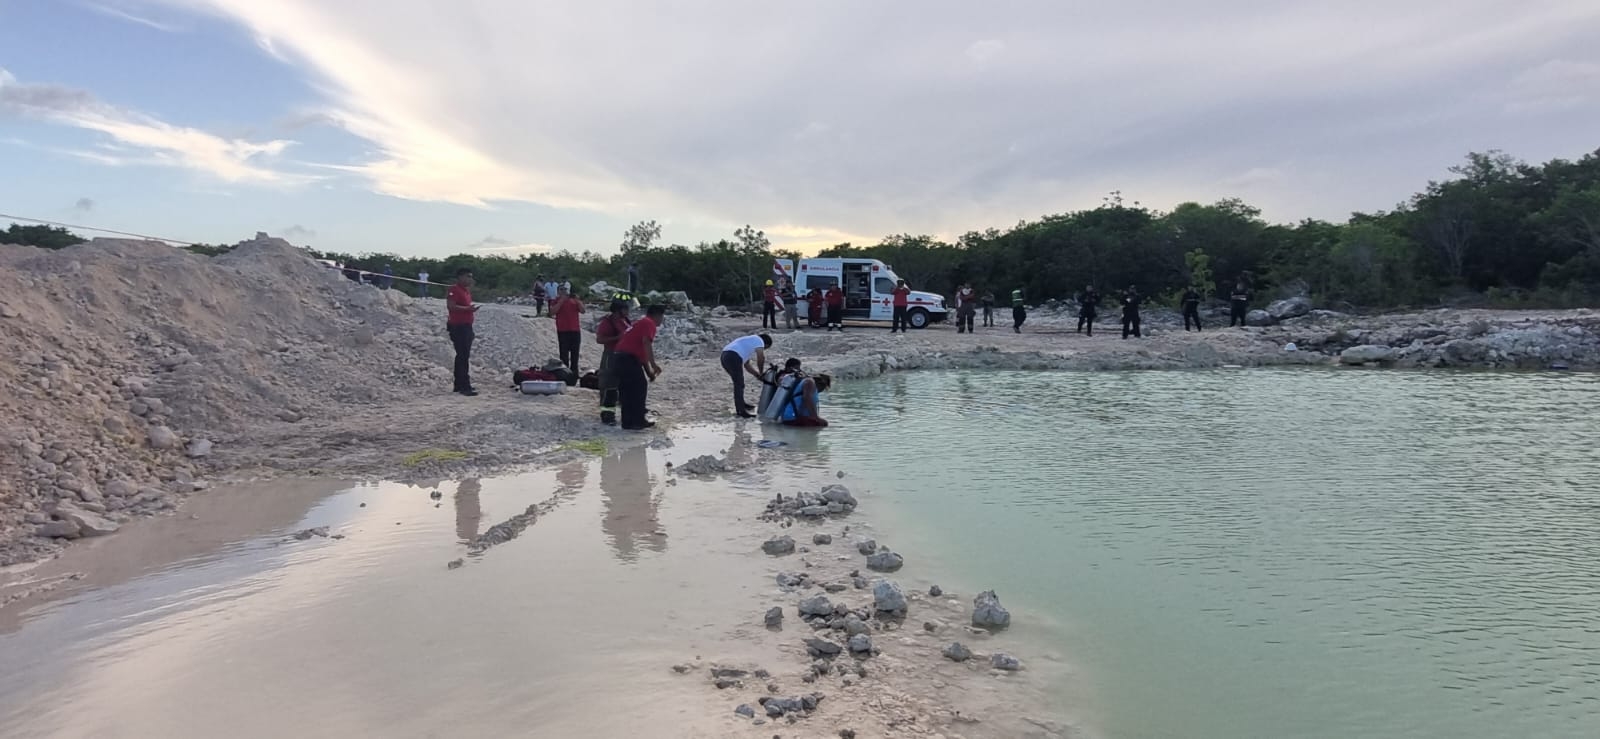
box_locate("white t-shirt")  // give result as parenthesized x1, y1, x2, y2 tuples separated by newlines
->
(723, 335, 766, 361)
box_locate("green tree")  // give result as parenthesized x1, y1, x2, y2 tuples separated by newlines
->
(3, 224, 85, 249)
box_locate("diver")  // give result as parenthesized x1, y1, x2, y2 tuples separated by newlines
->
(781, 373, 832, 428)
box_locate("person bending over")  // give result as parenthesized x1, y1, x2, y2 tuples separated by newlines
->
(721, 333, 773, 418)
(782, 374, 832, 428)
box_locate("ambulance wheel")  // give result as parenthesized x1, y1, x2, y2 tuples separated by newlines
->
(908, 309, 931, 329)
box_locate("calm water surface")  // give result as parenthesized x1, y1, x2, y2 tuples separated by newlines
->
(819, 368, 1600, 739)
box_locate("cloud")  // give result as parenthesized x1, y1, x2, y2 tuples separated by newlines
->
(1503, 59, 1600, 114)
(153, 0, 1600, 232)
(83, 1, 186, 32)
(73, 197, 96, 212)
(466, 236, 552, 255)
(281, 224, 316, 239)
(0, 67, 311, 185)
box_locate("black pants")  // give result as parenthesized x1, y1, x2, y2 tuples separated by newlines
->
(983, 307, 994, 326)
(534, 299, 545, 316)
(892, 306, 909, 332)
(1230, 302, 1247, 326)
(448, 323, 474, 391)
(1078, 312, 1096, 335)
(827, 305, 843, 330)
(598, 350, 620, 424)
(721, 350, 750, 413)
(1184, 306, 1203, 331)
(614, 352, 650, 428)
(558, 330, 581, 372)
(957, 311, 974, 333)
(763, 302, 777, 328)
(1012, 306, 1026, 331)
(1122, 313, 1142, 338)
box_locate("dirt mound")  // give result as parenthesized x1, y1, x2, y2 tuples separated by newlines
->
(0, 235, 563, 565)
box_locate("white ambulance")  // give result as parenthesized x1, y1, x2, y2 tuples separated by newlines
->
(772, 258, 948, 329)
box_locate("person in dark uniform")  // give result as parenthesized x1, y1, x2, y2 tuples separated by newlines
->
(1229, 280, 1252, 327)
(614, 304, 666, 430)
(981, 291, 996, 327)
(1077, 285, 1100, 336)
(1182, 287, 1203, 331)
(1120, 285, 1143, 339)
(1011, 287, 1027, 333)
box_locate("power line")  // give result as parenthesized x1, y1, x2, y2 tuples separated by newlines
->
(0, 212, 197, 246)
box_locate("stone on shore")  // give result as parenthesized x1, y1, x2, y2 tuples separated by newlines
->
(843, 617, 870, 636)
(735, 704, 756, 719)
(847, 634, 873, 654)
(797, 505, 830, 517)
(990, 652, 1023, 671)
(873, 580, 907, 616)
(1245, 309, 1274, 327)
(762, 535, 796, 555)
(821, 484, 857, 507)
(805, 637, 843, 657)
(146, 425, 179, 450)
(856, 539, 877, 555)
(776, 571, 806, 588)
(943, 642, 973, 662)
(1267, 296, 1313, 320)
(1340, 344, 1397, 365)
(799, 594, 834, 617)
(764, 607, 784, 627)
(186, 439, 214, 458)
(929, 585, 943, 597)
(866, 551, 904, 572)
(972, 590, 1011, 629)
(35, 520, 82, 539)
(812, 533, 833, 545)
(54, 503, 120, 537)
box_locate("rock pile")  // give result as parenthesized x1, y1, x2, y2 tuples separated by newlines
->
(760, 484, 859, 522)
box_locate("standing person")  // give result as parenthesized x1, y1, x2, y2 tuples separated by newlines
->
(1121, 286, 1143, 339)
(417, 269, 430, 299)
(1182, 286, 1203, 331)
(825, 284, 845, 332)
(446, 268, 480, 396)
(532, 275, 548, 316)
(806, 286, 825, 329)
(761, 279, 779, 329)
(890, 279, 912, 333)
(955, 283, 977, 334)
(552, 285, 585, 372)
(780, 279, 799, 329)
(381, 264, 394, 290)
(1011, 287, 1027, 333)
(720, 333, 773, 418)
(981, 291, 996, 327)
(1077, 285, 1101, 336)
(613, 304, 665, 430)
(627, 262, 641, 294)
(594, 299, 632, 425)
(1229, 280, 1252, 327)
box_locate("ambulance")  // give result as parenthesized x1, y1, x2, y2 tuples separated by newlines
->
(771, 258, 948, 329)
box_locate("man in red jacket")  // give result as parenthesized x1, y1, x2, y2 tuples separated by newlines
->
(890, 279, 911, 333)
(445, 268, 480, 396)
(824, 284, 845, 332)
(551, 285, 585, 372)
(761, 279, 779, 329)
(805, 287, 825, 329)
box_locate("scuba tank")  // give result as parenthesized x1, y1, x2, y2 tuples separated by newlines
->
(756, 366, 780, 416)
(762, 373, 801, 422)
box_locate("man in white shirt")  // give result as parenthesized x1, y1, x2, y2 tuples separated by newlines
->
(720, 333, 772, 418)
(418, 269, 430, 299)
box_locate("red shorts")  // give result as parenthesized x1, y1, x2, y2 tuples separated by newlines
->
(783, 416, 829, 428)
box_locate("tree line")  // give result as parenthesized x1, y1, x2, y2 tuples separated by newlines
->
(6, 147, 1597, 308)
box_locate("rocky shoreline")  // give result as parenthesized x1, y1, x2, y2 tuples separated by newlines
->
(658, 455, 1077, 738)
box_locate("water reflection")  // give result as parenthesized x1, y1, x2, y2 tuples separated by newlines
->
(453, 478, 482, 544)
(599, 446, 664, 562)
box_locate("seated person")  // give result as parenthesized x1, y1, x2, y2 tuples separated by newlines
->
(782, 374, 831, 428)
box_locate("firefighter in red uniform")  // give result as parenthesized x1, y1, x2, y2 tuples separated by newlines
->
(825, 284, 845, 332)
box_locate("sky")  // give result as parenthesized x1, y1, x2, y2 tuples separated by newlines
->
(1, 0, 1597, 259)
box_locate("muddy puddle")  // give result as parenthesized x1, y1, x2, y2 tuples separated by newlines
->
(0, 425, 1077, 738)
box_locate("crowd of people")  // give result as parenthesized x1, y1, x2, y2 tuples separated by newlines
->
(439, 267, 1260, 431)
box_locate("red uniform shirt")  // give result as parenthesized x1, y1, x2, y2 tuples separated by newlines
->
(615, 316, 658, 359)
(825, 288, 844, 307)
(446, 285, 474, 325)
(763, 286, 778, 304)
(596, 314, 631, 345)
(892, 286, 910, 307)
(552, 296, 583, 332)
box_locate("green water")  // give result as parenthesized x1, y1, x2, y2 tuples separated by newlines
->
(814, 368, 1600, 738)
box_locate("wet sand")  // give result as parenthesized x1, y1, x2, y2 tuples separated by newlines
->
(0, 425, 1081, 738)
